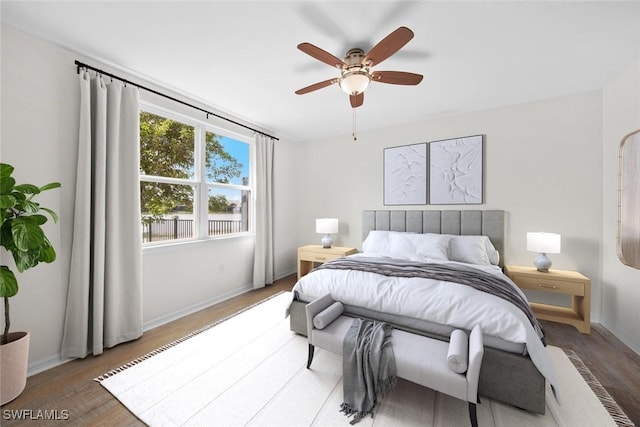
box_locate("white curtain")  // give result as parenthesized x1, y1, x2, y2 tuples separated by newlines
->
(252, 133, 275, 288)
(61, 71, 143, 358)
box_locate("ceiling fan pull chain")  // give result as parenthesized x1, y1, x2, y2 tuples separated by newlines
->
(352, 108, 357, 141)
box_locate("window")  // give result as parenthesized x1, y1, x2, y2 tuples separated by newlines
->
(139, 105, 252, 244)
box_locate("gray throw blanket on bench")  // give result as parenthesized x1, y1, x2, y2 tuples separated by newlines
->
(316, 257, 546, 345)
(340, 318, 396, 425)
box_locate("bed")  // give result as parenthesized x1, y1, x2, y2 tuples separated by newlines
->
(288, 210, 554, 414)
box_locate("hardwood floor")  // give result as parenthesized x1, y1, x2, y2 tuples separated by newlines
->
(541, 319, 640, 425)
(2, 274, 638, 426)
(1, 276, 297, 427)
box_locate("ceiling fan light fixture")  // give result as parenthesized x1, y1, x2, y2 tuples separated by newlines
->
(339, 70, 371, 95)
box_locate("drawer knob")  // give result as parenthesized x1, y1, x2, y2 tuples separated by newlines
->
(537, 283, 558, 289)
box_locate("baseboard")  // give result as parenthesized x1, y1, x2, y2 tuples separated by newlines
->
(28, 355, 74, 377)
(27, 284, 256, 377)
(599, 322, 640, 356)
(274, 269, 296, 282)
(142, 284, 254, 332)
(142, 274, 298, 333)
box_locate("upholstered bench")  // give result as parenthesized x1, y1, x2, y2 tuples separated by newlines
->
(305, 294, 484, 427)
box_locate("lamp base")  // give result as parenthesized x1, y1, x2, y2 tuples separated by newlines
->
(321, 234, 333, 248)
(533, 253, 552, 272)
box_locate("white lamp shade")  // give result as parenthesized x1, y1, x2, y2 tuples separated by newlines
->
(527, 232, 561, 254)
(316, 218, 339, 234)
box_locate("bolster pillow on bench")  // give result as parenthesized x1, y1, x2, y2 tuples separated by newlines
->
(447, 329, 469, 373)
(313, 302, 344, 329)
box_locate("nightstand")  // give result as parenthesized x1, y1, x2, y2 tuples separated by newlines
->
(505, 265, 591, 334)
(297, 245, 357, 280)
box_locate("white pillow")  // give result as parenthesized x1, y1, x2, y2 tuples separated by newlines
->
(387, 231, 417, 259)
(389, 231, 450, 262)
(489, 246, 500, 265)
(447, 329, 469, 373)
(449, 235, 499, 266)
(313, 302, 344, 330)
(362, 230, 391, 254)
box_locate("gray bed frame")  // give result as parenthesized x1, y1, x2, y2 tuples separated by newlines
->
(289, 209, 546, 414)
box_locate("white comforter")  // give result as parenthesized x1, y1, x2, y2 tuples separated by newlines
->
(292, 253, 558, 391)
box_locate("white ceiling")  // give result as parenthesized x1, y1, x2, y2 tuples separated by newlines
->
(2, 1, 639, 142)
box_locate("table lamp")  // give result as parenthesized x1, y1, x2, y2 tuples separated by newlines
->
(526, 232, 561, 272)
(316, 218, 339, 248)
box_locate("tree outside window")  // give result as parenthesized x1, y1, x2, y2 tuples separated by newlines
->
(139, 109, 251, 243)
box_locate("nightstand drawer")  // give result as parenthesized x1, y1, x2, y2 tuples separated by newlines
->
(510, 274, 584, 296)
(297, 245, 358, 280)
(298, 251, 341, 263)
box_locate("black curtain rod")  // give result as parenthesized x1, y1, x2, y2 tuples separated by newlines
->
(74, 60, 279, 141)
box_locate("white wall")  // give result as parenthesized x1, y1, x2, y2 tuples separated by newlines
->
(0, 25, 298, 373)
(294, 91, 604, 318)
(1, 24, 79, 373)
(273, 138, 300, 278)
(601, 60, 640, 354)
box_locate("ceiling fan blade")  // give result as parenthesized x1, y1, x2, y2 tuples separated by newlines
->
(363, 26, 414, 67)
(371, 71, 423, 85)
(350, 93, 364, 108)
(298, 43, 346, 68)
(295, 78, 339, 95)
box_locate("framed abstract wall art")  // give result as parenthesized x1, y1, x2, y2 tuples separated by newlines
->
(383, 142, 428, 205)
(429, 135, 484, 204)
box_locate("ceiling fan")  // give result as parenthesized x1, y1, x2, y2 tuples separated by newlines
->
(295, 26, 423, 108)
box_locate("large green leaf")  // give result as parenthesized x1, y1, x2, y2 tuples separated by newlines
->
(13, 184, 40, 195)
(12, 249, 40, 273)
(0, 163, 14, 179)
(39, 207, 59, 223)
(0, 195, 16, 210)
(16, 200, 40, 213)
(10, 191, 26, 202)
(11, 217, 45, 251)
(38, 237, 56, 263)
(40, 182, 61, 192)
(28, 214, 48, 225)
(0, 176, 15, 195)
(0, 266, 18, 298)
(0, 223, 15, 251)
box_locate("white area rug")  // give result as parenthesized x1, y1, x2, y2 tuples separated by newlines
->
(98, 292, 630, 427)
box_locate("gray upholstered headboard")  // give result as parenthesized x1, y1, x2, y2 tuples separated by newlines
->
(362, 210, 506, 267)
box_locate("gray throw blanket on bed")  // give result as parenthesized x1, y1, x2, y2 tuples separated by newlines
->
(316, 257, 546, 345)
(340, 318, 396, 425)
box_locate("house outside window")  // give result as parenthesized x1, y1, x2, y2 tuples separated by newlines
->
(139, 104, 252, 244)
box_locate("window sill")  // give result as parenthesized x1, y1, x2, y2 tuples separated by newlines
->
(142, 232, 255, 254)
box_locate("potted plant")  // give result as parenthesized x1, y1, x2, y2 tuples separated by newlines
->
(0, 163, 60, 405)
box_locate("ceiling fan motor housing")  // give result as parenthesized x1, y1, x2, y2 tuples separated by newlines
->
(344, 48, 367, 66)
(340, 48, 371, 95)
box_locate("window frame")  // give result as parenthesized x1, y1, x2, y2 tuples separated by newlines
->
(139, 101, 255, 246)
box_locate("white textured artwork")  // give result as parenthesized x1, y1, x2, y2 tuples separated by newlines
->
(384, 143, 427, 205)
(429, 135, 483, 204)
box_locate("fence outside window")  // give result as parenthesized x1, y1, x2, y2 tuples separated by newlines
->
(142, 217, 244, 243)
